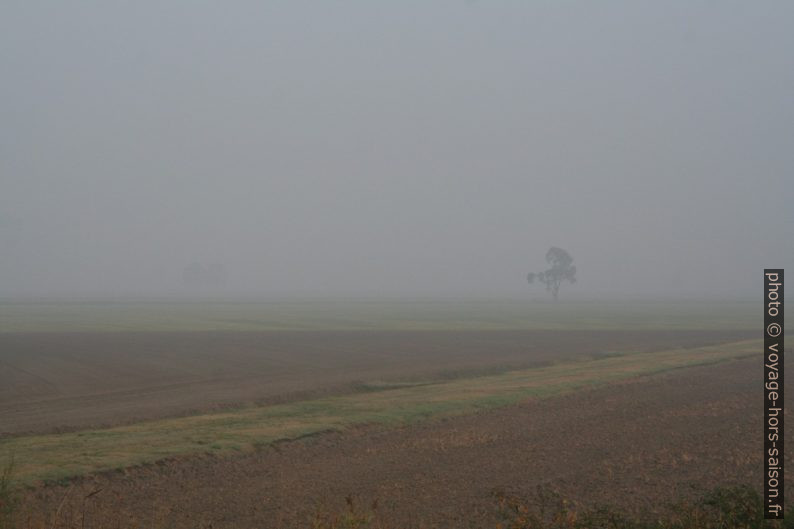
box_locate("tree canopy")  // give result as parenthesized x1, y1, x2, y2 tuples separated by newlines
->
(527, 247, 576, 301)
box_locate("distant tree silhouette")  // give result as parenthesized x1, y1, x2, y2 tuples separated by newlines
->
(182, 262, 206, 287)
(183, 262, 227, 288)
(527, 247, 576, 301)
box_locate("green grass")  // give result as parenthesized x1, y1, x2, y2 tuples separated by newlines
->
(0, 298, 760, 333)
(0, 340, 758, 486)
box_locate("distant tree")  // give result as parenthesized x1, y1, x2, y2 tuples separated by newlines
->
(527, 247, 576, 301)
(183, 262, 227, 288)
(182, 262, 206, 287)
(206, 263, 227, 286)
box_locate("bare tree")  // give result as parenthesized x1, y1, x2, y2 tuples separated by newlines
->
(527, 247, 576, 301)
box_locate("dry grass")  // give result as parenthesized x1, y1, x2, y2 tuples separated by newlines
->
(0, 340, 758, 486)
(0, 298, 760, 333)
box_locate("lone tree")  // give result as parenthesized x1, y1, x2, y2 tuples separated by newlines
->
(527, 247, 576, 301)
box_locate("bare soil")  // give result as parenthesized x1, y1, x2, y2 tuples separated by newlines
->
(0, 329, 752, 436)
(19, 355, 787, 529)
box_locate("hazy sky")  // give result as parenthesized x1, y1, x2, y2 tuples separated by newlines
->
(1, 1, 792, 298)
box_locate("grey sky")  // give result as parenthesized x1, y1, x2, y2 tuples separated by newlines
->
(1, 1, 792, 297)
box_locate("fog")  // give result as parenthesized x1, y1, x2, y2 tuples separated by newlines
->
(1, 1, 792, 298)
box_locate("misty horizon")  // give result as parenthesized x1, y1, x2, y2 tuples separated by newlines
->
(2, 1, 792, 299)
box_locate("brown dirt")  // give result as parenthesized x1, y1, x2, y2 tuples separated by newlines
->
(19, 354, 788, 529)
(0, 329, 752, 436)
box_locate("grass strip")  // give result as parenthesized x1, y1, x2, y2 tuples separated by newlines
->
(0, 340, 758, 486)
(0, 299, 760, 333)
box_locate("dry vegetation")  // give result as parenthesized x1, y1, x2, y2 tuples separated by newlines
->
(3, 355, 790, 528)
(0, 300, 780, 528)
(1, 340, 757, 486)
(0, 299, 759, 334)
(0, 328, 753, 436)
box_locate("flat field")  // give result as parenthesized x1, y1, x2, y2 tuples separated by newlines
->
(0, 298, 758, 437)
(0, 328, 753, 436)
(16, 354, 790, 528)
(1, 339, 758, 485)
(0, 298, 777, 528)
(0, 298, 760, 333)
